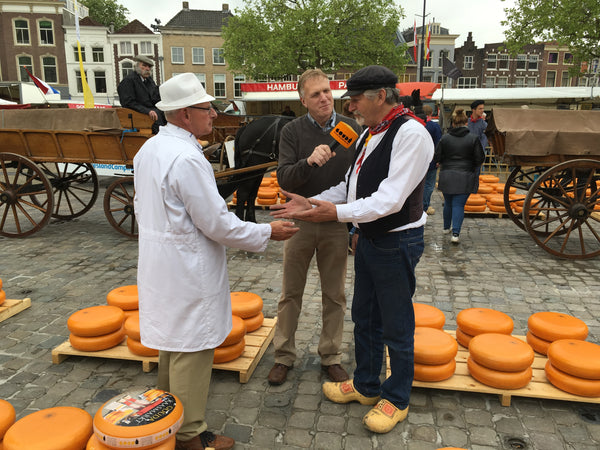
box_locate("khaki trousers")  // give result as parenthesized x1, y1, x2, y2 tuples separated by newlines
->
(157, 348, 214, 441)
(273, 220, 349, 366)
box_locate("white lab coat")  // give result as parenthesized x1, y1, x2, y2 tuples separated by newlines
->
(133, 123, 271, 352)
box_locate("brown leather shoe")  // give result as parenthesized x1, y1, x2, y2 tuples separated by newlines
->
(175, 431, 235, 450)
(268, 363, 290, 385)
(322, 364, 349, 382)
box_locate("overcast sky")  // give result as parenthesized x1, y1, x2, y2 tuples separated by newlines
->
(125, 0, 517, 48)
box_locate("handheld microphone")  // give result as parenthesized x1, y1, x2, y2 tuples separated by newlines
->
(311, 122, 359, 167)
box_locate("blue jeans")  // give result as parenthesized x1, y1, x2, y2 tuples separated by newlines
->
(423, 167, 438, 210)
(351, 227, 425, 409)
(442, 193, 469, 235)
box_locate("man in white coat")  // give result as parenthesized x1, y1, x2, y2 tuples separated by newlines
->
(133, 73, 298, 450)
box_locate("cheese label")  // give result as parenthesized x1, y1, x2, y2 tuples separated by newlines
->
(100, 389, 177, 427)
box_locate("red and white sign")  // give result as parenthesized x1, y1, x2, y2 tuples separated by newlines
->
(241, 80, 347, 93)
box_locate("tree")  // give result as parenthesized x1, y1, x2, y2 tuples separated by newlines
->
(502, 0, 600, 75)
(222, 0, 407, 79)
(80, 0, 129, 31)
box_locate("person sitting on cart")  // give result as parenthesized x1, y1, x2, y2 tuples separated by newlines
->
(117, 55, 166, 134)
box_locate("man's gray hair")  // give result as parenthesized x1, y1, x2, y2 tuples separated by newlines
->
(363, 87, 401, 105)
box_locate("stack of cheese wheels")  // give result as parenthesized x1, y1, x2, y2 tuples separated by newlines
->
(455, 308, 514, 348)
(86, 434, 175, 449)
(124, 312, 158, 357)
(413, 327, 458, 382)
(414, 303, 445, 329)
(0, 399, 16, 446)
(465, 194, 487, 213)
(526, 311, 588, 355)
(68, 305, 126, 352)
(3, 406, 92, 450)
(486, 194, 506, 213)
(214, 314, 247, 364)
(0, 277, 5, 306)
(231, 291, 264, 332)
(107, 285, 139, 321)
(545, 339, 600, 397)
(257, 177, 278, 206)
(231, 191, 237, 205)
(93, 389, 182, 450)
(467, 333, 534, 389)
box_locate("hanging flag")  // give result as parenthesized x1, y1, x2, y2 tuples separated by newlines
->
(425, 22, 432, 61)
(413, 20, 418, 63)
(74, 0, 95, 108)
(24, 66, 59, 94)
(442, 56, 463, 80)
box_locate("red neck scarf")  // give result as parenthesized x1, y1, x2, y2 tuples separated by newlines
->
(369, 104, 425, 135)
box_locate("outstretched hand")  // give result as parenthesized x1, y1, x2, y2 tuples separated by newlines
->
(270, 190, 338, 223)
(270, 190, 312, 219)
(269, 220, 299, 241)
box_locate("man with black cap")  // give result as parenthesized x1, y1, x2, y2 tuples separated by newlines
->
(468, 99, 488, 151)
(118, 55, 165, 133)
(271, 65, 433, 434)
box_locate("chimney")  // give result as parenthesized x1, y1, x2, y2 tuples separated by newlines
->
(182, 2, 189, 10)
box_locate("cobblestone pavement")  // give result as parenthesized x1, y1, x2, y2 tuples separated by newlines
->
(1, 176, 599, 449)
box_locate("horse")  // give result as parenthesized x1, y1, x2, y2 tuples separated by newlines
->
(216, 115, 294, 223)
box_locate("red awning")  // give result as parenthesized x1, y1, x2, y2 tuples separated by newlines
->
(396, 82, 440, 99)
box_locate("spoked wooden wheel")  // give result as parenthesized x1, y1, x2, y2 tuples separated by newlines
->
(0, 153, 54, 237)
(32, 162, 98, 219)
(504, 166, 548, 231)
(103, 176, 137, 238)
(523, 159, 600, 259)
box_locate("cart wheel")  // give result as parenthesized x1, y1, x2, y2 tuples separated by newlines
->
(0, 152, 54, 237)
(103, 176, 137, 238)
(504, 166, 548, 231)
(32, 162, 98, 219)
(523, 159, 600, 259)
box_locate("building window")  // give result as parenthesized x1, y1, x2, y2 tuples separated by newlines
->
(546, 70, 556, 87)
(487, 54, 497, 70)
(42, 56, 57, 83)
(194, 73, 206, 88)
(561, 71, 571, 87)
(528, 55, 539, 70)
(527, 77, 536, 87)
(213, 74, 226, 97)
(498, 54, 509, 70)
(74, 46, 85, 62)
(75, 70, 87, 93)
(140, 41, 152, 54)
(234, 74, 245, 97)
(95, 71, 107, 93)
(423, 51, 433, 67)
(463, 55, 473, 70)
(121, 61, 134, 78)
(14, 19, 30, 45)
(438, 50, 449, 69)
(192, 47, 205, 64)
(18, 55, 33, 81)
(171, 47, 184, 64)
(38, 20, 54, 45)
(457, 77, 477, 88)
(516, 54, 527, 70)
(92, 47, 104, 62)
(515, 77, 525, 87)
(212, 48, 225, 65)
(564, 53, 573, 65)
(485, 76, 495, 88)
(497, 76, 508, 88)
(120, 41, 132, 55)
(548, 52, 558, 64)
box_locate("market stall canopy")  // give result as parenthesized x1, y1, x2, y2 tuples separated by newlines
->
(433, 87, 599, 105)
(396, 82, 440, 99)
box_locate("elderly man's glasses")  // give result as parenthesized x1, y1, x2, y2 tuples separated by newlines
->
(188, 105, 216, 112)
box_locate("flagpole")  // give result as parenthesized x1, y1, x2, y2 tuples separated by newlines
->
(419, 0, 426, 82)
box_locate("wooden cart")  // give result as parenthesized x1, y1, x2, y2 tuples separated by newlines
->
(486, 108, 600, 259)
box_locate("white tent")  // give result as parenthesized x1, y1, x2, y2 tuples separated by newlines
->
(432, 87, 598, 105)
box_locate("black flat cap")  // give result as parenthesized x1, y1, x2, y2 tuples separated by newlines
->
(342, 65, 398, 97)
(134, 55, 154, 66)
(471, 99, 484, 109)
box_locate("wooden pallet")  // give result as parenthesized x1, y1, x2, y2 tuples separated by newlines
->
(464, 208, 508, 218)
(52, 317, 277, 383)
(386, 331, 600, 407)
(0, 298, 31, 323)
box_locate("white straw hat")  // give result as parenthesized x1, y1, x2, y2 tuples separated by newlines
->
(156, 73, 215, 111)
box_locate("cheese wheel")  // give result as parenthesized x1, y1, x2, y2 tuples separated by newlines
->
(487, 203, 506, 213)
(230, 292, 263, 318)
(414, 327, 458, 365)
(487, 194, 505, 206)
(526, 331, 552, 355)
(93, 389, 183, 449)
(214, 339, 245, 363)
(414, 303, 445, 329)
(527, 312, 588, 342)
(87, 434, 176, 449)
(479, 175, 499, 183)
(106, 285, 139, 311)
(124, 312, 141, 341)
(545, 361, 600, 397)
(467, 357, 532, 390)
(68, 305, 125, 337)
(547, 339, 600, 380)
(464, 204, 487, 212)
(456, 308, 514, 336)
(455, 327, 474, 348)
(414, 359, 456, 382)
(0, 399, 16, 439)
(243, 311, 264, 332)
(220, 315, 246, 347)
(123, 309, 138, 321)
(259, 178, 272, 187)
(0, 289, 5, 306)
(257, 188, 278, 199)
(469, 333, 534, 372)
(477, 184, 494, 195)
(0, 278, 3, 289)
(3, 406, 92, 450)
(466, 195, 486, 206)
(256, 197, 277, 205)
(126, 337, 159, 357)
(70, 326, 126, 352)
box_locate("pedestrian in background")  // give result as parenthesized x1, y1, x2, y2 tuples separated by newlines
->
(422, 104, 442, 215)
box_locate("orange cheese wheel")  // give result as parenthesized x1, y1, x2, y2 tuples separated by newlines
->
(486, 194, 505, 206)
(230, 292, 263, 318)
(256, 197, 277, 205)
(547, 339, 600, 380)
(0, 277, 3, 289)
(259, 178, 272, 187)
(414, 303, 445, 329)
(527, 312, 588, 342)
(0, 289, 5, 306)
(487, 203, 506, 213)
(464, 204, 487, 212)
(214, 338, 245, 363)
(544, 361, 600, 397)
(414, 327, 458, 365)
(243, 311, 264, 332)
(455, 327, 474, 348)
(70, 326, 126, 352)
(106, 285, 139, 311)
(469, 333, 534, 372)
(477, 184, 494, 195)
(3, 406, 92, 450)
(93, 389, 183, 449)
(220, 315, 246, 347)
(123, 309, 138, 321)
(456, 308, 513, 336)
(467, 357, 532, 390)
(68, 305, 125, 337)
(126, 337, 159, 357)
(0, 399, 16, 439)
(466, 195, 486, 206)
(414, 359, 456, 382)
(526, 331, 552, 355)
(87, 434, 176, 449)
(257, 188, 278, 199)
(479, 175, 499, 183)
(124, 312, 141, 341)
